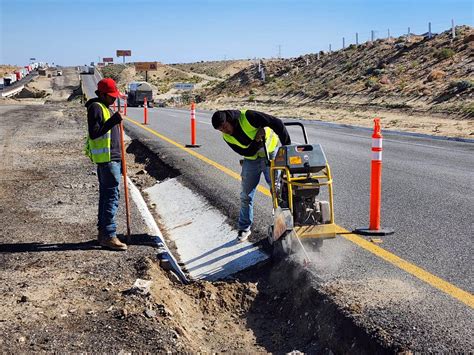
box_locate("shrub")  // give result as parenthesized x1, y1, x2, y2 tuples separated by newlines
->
(365, 76, 379, 88)
(449, 80, 473, 92)
(248, 95, 256, 102)
(462, 103, 474, 117)
(373, 68, 385, 76)
(436, 48, 455, 60)
(428, 70, 446, 81)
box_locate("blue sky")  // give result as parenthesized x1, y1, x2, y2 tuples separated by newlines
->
(1, 0, 472, 66)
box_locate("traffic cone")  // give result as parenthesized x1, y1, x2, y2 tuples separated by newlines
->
(185, 102, 201, 148)
(355, 118, 394, 236)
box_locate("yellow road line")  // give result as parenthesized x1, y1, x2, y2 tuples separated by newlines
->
(125, 116, 474, 309)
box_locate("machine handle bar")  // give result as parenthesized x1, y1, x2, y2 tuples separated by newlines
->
(284, 122, 309, 144)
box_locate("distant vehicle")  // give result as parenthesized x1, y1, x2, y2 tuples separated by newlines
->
(80, 66, 94, 74)
(57, 70, 63, 76)
(127, 82, 154, 107)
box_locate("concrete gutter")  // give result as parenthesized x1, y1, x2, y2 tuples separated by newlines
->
(127, 177, 190, 284)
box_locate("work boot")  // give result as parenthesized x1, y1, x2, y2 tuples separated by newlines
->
(100, 236, 128, 251)
(237, 230, 251, 243)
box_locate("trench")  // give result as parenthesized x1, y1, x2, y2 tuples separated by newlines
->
(125, 138, 394, 354)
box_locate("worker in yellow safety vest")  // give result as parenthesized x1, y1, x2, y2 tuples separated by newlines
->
(212, 110, 291, 242)
(85, 78, 127, 251)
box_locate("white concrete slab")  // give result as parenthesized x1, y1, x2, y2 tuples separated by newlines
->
(145, 178, 268, 280)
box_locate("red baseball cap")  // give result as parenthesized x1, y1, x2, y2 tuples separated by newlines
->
(97, 78, 119, 98)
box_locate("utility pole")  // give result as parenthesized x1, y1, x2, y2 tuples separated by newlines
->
(407, 27, 411, 42)
(451, 19, 456, 39)
(371, 30, 375, 42)
(387, 29, 391, 39)
(428, 22, 432, 39)
(356, 32, 359, 45)
(329, 44, 332, 53)
(342, 37, 345, 49)
(278, 44, 281, 59)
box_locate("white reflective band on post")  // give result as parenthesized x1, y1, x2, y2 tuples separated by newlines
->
(372, 151, 382, 161)
(372, 138, 382, 149)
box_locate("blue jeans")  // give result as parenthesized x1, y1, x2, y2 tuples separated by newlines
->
(97, 161, 121, 238)
(239, 152, 276, 231)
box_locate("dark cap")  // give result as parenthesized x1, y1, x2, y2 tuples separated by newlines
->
(211, 110, 228, 129)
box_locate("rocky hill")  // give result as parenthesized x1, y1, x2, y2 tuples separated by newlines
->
(172, 60, 254, 79)
(206, 26, 473, 117)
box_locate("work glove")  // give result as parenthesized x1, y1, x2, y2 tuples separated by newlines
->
(255, 127, 265, 142)
(109, 112, 123, 126)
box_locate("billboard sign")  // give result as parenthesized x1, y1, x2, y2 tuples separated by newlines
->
(116, 50, 132, 57)
(103, 57, 114, 63)
(174, 83, 195, 90)
(134, 62, 158, 71)
(97, 62, 105, 67)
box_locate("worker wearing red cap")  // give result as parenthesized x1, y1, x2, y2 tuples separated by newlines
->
(85, 78, 127, 251)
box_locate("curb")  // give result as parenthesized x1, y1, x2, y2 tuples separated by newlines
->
(127, 177, 190, 284)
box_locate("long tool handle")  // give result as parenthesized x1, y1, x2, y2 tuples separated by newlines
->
(119, 121, 131, 239)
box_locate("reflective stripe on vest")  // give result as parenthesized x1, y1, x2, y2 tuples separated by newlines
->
(222, 110, 279, 160)
(85, 102, 112, 163)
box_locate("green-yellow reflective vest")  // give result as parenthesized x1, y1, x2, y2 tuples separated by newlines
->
(223, 110, 279, 160)
(85, 102, 112, 163)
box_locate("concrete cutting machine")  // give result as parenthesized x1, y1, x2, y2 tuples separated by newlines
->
(266, 122, 337, 257)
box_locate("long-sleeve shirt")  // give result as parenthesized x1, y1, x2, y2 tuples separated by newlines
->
(224, 110, 291, 156)
(85, 98, 121, 161)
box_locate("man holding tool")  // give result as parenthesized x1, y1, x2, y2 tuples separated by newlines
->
(85, 78, 128, 251)
(212, 110, 291, 242)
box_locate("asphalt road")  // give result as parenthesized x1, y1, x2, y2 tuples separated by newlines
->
(81, 73, 474, 350)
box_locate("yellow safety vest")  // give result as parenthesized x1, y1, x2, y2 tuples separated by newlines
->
(85, 102, 112, 163)
(223, 110, 279, 160)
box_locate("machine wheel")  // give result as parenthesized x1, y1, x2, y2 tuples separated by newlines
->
(267, 225, 274, 246)
(272, 231, 294, 259)
(309, 239, 324, 250)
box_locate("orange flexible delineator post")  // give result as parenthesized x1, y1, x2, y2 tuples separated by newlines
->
(143, 97, 148, 125)
(119, 121, 131, 239)
(185, 102, 201, 148)
(355, 118, 394, 236)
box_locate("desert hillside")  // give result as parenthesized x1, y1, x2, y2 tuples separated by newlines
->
(206, 26, 473, 117)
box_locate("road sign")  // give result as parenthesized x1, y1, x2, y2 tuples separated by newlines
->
(116, 50, 132, 57)
(30, 58, 36, 61)
(103, 57, 114, 63)
(134, 62, 159, 71)
(174, 83, 195, 90)
(97, 63, 105, 67)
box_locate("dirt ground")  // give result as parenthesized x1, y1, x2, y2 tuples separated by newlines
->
(1, 70, 395, 353)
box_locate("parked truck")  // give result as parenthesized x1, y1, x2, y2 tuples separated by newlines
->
(126, 82, 154, 107)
